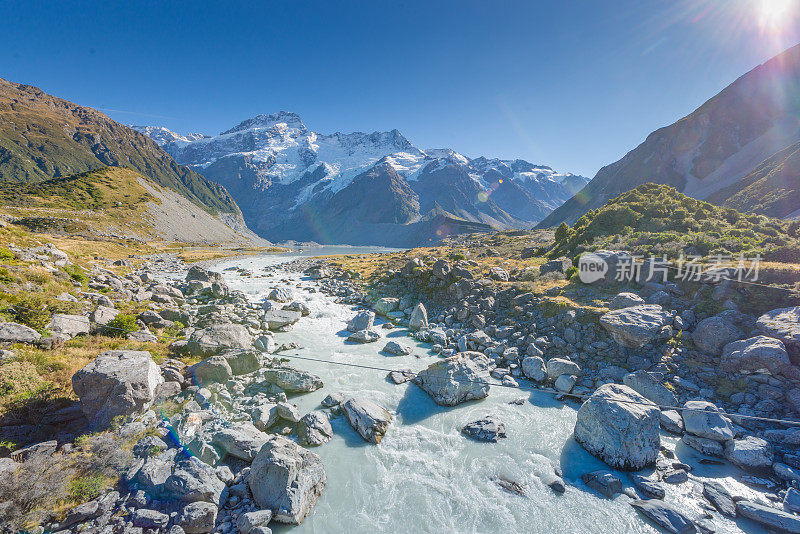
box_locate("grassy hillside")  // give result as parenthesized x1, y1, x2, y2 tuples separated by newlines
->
(548, 183, 800, 261)
(0, 77, 237, 214)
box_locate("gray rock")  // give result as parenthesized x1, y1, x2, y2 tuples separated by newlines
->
(347, 310, 375, 332)
(0, 322, 41, 344)
(267, 287, 293, 303)
(692, 316, 742, 356)
(555, 374, 577, 393)
(261, 367, 323, 393)
(190, 356, 233, 386)
(178, 502, 218, 534)
(629, 499, 696, 534)
(408, 303, 429, 331)
(263, 310, 302, 331)
(252, 403, 279, 431)
(222, 350, 261, 376)
(521, 356, 547, 382)
(785, 487, 800, 515)
(387, 369, 415, 384)
(186, 266, 224, 284)
(659, 410, 684, 434)
(681, 400, 734, 441)
(373, 298, 399, 316)
(630, 474, 665, 499)
(47, 313, 90, 338)
(237, 510, 273, 534)
(720, 335, 793, 376)
(546, 358, 581, 380)
(347, 329, 380, 343)
(682, 434, 725, 457)
(131, 509, 170, 529)
(91, 305, 119, 326)
(461, 415, 506, 442)
(736, 500, 800, 533)
(622, 371, 677, 406)
(283, 301, 310, 316)
(539, 257, 571, 276)
(599, 305, 669, 349)
(413, 352, 490, 406)
(581, 470, 622, 498)
(72, 350, 163, 428)
(756, 306, 800, 363)
(608, 292, 645, 310)
(248, 436, 326, 524)
(321, 393, 344, 407)
(277, 402, 301, 423)
(573, 384, 660, 470)
(342, 397, 392, 444)
(188, 324, 254, 357)
(212, 423, 269, 461)
(724, 436, 773, 472)
(383, 341, 412, 356)
(702, 480, 736, 518)
(165, 457, 228, 505)
(297, 411, 333, 447)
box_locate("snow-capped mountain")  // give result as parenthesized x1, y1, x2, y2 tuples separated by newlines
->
(135, 113, 587, 246)
(130, 125, 207, 147)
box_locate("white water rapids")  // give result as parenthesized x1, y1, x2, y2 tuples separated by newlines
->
(200, 249, 768, 534)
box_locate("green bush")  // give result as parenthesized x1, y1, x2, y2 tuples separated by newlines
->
(0, 248, 14, 261)
(67, 475, 105, 503)
(62, 264, 88, 284)
(104, 314, 137, 336)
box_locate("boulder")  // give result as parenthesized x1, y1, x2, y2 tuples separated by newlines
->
(408, 303, 428, 331)
(186, 266, 224, 284)
(724, 436, 773, 472)
(461, 415, 506, 442)
(248, 436, 326, 524)
(189, 356, 233, 386)
(629, 500, 696, 534)
(608, 292, 645, 310)
(735, 500, 800, 533)
(622, 371, 677, 406)
(277, 402, 301, 423)
(72, 350, 163, 428)
(387, 369, 415, 384)
(573, 384, 660, 470)
(222, 350, 261, 376)
(347, 329, 380, 343)
(682, 434, 724, 457)
(702, 480, 736, 518)
(539, 257, 571, 276)
(756, 306, 800, 363)
(681, 400, 734, 441)
(261, 367, 323, 393)
(91, 306, 119, 326)
(267, 287, 293, 303)
(432, 259, 451, 280)
(413, 352, 490, 406)
(188, 324, 254, 357)
(383, 341, 412, 356)
(251, 403, 280, 431)
(630, 474, 665, 500)
(555, 374, 577, 393)
(521, 356, 547, 382)
(165, 457, 228, 505)
(720, 336, 793, 376)
(342, 397, 392, 444)
(785, 488, 800, 515)
(581, 470, 622, 498)
(237, 510, 273, 534)
(546, 358, 581, 380)
(347, 310, 374, 333)
(0, 322, 41, 344)
(177, 501, 218, 534)
(692, 316, 742, 356)
(283, 301, 310, 316)
(373, 298, 399, 316)
(659, 410, 684, 434)
(599, 305, 669, 349)
(297, 411, 333, 447)
(212, 423, 269, 461)
(263, 310, 302, 331)
(132, 509, 170, 529)
(47, 313, 90, 338)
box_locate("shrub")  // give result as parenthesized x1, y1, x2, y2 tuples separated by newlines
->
(104, 314, 137, 336)
(0, 247, 14, 261)
(554, 222, 570, 242)
(67, 475, 105, 503)
(62, 264, 88, 284)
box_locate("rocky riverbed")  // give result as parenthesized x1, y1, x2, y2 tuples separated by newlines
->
(2, 247, 800, 533)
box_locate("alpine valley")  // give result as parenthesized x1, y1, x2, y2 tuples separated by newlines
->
(133, 114, 588, 247)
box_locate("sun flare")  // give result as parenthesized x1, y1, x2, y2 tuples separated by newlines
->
(758, 0, 795, 33)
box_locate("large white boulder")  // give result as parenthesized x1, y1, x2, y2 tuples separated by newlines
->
(681, 400, 734, 441)
(72, 350, 163, 428)
(48, 313, 91, 339)
(408, 303, 429, 331)
(599, 305, 669, 349)
(757, 306, 800, 363)
(692, 316, 741, 356)
(720, 336, 793, 377)
(248, 436, 326, 525)
(0, 322, 41, 344)
(347, 310, 374, 333)
(413, 352, 490, 406)
(188, 324, 254, 357)
(622, 370, 677, 406)
(342, 398, 392, 444)
(573, 384, 660, 470)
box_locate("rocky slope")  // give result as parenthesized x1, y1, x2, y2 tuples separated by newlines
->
(137, 113, 587, 246)
(539, 43, 800, 227)
(0, 77, 239, 216)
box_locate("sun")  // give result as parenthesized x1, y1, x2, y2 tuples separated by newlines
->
(758, 0, 795, 33)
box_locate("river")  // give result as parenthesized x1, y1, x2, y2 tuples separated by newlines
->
(200, 249, 766, 534)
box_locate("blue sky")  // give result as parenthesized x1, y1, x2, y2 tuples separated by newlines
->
(2, 0, 799, 177)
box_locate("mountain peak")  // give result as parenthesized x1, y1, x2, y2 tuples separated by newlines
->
(221, 111, 306, 135)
